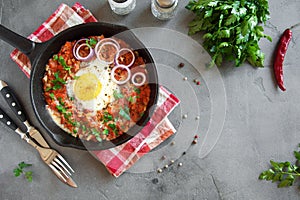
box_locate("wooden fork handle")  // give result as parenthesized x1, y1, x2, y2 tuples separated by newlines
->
(28, 127, 50, 148)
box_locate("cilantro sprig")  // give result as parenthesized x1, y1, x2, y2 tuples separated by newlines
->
(186, 0, 272, 68)
(86, 38, 97, 48)
(58, 56, 72, 72)
(259, 144, 300, 188)
(45, 71, 66, 91)
(13, 161, 33, 182)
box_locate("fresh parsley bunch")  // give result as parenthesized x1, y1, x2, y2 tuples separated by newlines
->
(186, 0, 272, 67)
(259, 144, 300, 188)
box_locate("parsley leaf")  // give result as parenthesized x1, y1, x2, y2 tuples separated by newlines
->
(259, 144, 300, 187)
(58, 56, 72, 72)
(13, 161, 33, 182)
(186, 0, 272, 67)
(113, 90, 124, 100)
(119, 107, 131, 120)
(86, 38, 97, 48)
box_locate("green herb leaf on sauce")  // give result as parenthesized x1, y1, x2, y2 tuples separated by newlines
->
(108, 123, 116, 129)
(119, 108, 131, 120)
(91, 128, 100, 136)
(128, 96, 136, 103)
(113, 90, 124, 100)
(53, 54, 58, 61)
(53, 72, 66, 84)
(51, 71, 66, 91)
(56, 104, 66, 114)
(58, 56, 72, 72)
(45, 87, 52, 92)
(81, 124, 87, 132)
(103, 129, 109, 135)
(96, 136, 102, 142)
(86, 38, 97, 48)
(57, 97, 65, 106)
(134, 87, 141, 94)
(103, 112, 113, 123)
(49, 93, 55, 100)
(52, 84, 62, 90)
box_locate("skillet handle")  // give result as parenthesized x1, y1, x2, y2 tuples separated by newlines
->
(0, 24, 36, 57)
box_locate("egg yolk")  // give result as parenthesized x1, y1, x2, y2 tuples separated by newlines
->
(74, 73, 102, 101)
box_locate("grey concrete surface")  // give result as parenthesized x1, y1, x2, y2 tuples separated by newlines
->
(1, 0, 300, 199)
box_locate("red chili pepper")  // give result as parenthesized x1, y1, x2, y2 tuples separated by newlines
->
(273, 29, 292, 91)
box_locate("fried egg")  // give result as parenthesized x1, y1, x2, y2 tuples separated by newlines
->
(67, 59, 119, 113)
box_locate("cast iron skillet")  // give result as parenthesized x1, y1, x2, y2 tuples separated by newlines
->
(0, 22, 159, 150)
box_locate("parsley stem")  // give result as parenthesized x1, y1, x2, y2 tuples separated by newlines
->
(280, 171, 300, 176)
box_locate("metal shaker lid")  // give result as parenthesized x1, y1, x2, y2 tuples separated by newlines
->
(155, 0, 176, 8)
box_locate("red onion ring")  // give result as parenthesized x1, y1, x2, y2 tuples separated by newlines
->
(111, 65, 131, 85)
(95, 42, 119, 65)
(115, 48, 135, 67)
(74, 43, 94, 61)
(72, 38, 94, 61)
(131, 72, 146, 86)
(95, 38, 120, 53)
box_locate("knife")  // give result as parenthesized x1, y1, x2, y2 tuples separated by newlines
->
(0, 80, 77, 188)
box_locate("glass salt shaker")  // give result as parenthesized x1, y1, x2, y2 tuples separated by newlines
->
(108, 0, 136, 15)
(151, 0, 178, 20)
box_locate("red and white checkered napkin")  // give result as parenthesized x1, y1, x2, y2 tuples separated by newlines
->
(93, 86, 179, 177)
(10, 3, 180, 177)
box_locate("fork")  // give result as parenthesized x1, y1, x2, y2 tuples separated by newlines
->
(12, 125, 77, 187)
(0, 80, 77, 187)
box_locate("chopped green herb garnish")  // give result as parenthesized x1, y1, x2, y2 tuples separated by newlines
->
(53, 54, 58, 61)
(81, 124, 87, 131)
(49, 93, 55, 100)
(57, 97, 64, 106)
(45, 87, 52, 92)
(75, 121, 81, 127)
(53, 72, 66, 84)
(91, 128, 100, 136)
(103, 129, 109, 135)
(64, 112, 72, 119)
(86, 38, 97, 48)
(140, 112, 145, 117)
(128, 96, 134, 103)
(52, 84, 62, 90)
(108, 123, 116, 129)
(134, 88, 141, 94)
(58, 56, 72, 72)
(103, 112, 113, 122)
(13, 161, 33, 182)
(56, 104, 66, 114)
(128, 96, 138, 103)
(119, 108, 131, 120)
(50, 71, 66, 90)
(113, 90, 124, 100)
(108, 123, 119, 134)
(96, 136, 102, 142)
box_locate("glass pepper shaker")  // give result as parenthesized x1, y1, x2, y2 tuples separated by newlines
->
(108, 0, 136, 15)
(151, 0, 178, 20)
